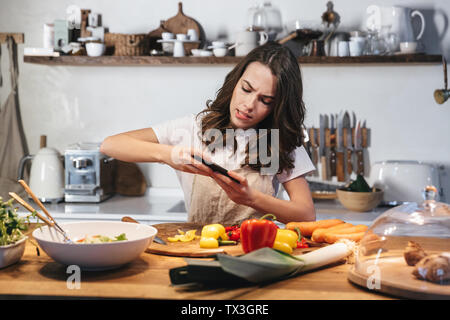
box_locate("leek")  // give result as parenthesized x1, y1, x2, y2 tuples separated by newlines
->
(217, 242, 354, 283)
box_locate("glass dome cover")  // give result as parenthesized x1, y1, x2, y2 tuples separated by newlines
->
(348, 186, 450, 299)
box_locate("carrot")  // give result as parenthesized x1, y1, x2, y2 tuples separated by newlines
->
(311, 223, 354, 243)
(286, 219, 344, 237)
(324, 231, 366, 244)
(325, 224, 368, 235)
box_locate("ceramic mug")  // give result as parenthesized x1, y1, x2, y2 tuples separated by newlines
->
(176, 34, 187, 41)
(187, 29, 198, 41)
(349, 38, 365, 56)
(338, 41, 350, 57)
(235, 30, 268, 56)
(400, 41, 417, 53)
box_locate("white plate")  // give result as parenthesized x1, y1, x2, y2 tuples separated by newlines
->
(33, 221, 157, 271)
(157, 39, 200, 43)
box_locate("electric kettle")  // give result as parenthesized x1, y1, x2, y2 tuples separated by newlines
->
(17, 136, 64, 203)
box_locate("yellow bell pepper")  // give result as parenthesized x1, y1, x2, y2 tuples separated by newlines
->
(272, 228, 299, 254)
(199, 224, 231, 248)
(167, 229, 198, 242)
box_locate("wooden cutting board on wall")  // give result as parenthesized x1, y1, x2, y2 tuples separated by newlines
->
(162, 2, 204, 54)
(148, 20, 170, 51)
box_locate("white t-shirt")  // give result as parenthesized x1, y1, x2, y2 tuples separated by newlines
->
(152, 113, 315, 211)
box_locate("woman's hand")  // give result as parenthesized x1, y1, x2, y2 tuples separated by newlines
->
(164, 145, 213, 177)
(211, 170, 259, 207)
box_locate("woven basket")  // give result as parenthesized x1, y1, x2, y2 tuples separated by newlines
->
(104, 33, 150, 56)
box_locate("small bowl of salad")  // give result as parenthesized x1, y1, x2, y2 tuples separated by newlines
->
(0, 198, 34, 269)
(33, 221, 157, 271)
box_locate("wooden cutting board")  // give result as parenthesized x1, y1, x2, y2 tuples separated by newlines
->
(147, 223, 243, 257)
(348, 255, 450, 299)
(146, 223, 325, 258)
(148, 21, 170, 51)
(162, 2, 204, 55)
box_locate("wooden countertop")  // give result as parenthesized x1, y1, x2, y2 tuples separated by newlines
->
(0, 240, 394, 300)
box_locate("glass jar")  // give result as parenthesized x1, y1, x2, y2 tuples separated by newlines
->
(262, 2, 282, 41)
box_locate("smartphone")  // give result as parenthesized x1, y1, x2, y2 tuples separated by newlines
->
(192, 155, 240, 184)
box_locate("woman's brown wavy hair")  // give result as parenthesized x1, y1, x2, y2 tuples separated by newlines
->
(196, 41, 306, 174)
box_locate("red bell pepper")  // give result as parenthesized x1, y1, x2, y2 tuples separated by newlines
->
(240, 214, 278, 253)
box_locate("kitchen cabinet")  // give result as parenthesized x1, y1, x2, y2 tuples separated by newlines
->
(23, 54, 442, 66)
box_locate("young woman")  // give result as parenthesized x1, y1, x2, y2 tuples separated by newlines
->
(100, 42, 315, 225)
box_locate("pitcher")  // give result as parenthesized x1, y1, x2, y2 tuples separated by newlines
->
(392, 6, 425, 42)
(366, 5, 425, 52)
(234, 30, 268, 56)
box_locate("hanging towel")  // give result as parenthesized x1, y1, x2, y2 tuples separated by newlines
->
(0, 36, 29, 200)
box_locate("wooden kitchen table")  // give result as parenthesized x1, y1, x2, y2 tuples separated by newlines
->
(0, 240, 394, 300)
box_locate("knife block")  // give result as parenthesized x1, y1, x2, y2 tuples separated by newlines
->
(304, 127, 370, 182)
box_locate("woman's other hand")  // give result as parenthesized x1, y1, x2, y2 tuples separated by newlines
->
(211, 170, 258, 206)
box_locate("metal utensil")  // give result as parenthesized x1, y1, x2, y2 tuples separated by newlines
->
(336, 111, 345, 182)
(329, 114, 336, 177)
(319, 115, 327, 180)
(321, 114, 331, 180)
(309, 127, 319, 175)
(434, 57, 450, 104)
(17, 179, 72, 242)
(121, 216, 167, 245)
(9, 192, 72, 243)
(343, 111, 352, 177)
(354, 120, 364, 175)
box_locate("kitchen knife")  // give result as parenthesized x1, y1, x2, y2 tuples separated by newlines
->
(336, 111, 345, 182)
(319, 114, 328, 180)
(309, 127, 319, 176)
(354, 120, 364, 175)
(362, 120, 368, 149)
(343, 111, 352, 176)
(329, 114, 336, 177)
(351, 111, 357, 146)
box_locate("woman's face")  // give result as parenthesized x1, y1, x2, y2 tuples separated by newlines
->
(229, 62, 277, 129)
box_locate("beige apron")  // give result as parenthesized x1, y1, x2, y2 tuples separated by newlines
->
(188, 166, 275, 225)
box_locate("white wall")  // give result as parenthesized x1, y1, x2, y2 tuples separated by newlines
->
(1, 0, 450, 200)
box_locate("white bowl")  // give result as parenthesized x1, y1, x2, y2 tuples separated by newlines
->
(400, 42, 417, 54)
(33, 221, 157, 271)
(0, 237, 27, 269)
(161, 32, 174, 40)
(213, 48, 227, 57)
(176, 33, 188, 41)
(191, 49, 202, 56)
(200, 50, 213, 57)
(211, 41, 226, 48)
(86, 42, 105, 57)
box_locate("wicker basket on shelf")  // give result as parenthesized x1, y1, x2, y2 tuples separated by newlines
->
(104, 33, 150, 56)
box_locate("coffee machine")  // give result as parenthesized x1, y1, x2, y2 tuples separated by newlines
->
(64, 142, 116, 202)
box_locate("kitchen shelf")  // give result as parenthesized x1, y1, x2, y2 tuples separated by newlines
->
(23, 54, 443, 66)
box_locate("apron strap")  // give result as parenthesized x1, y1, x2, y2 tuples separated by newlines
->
(7, 36, 19, 94)
(0, 42, 2, 87)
